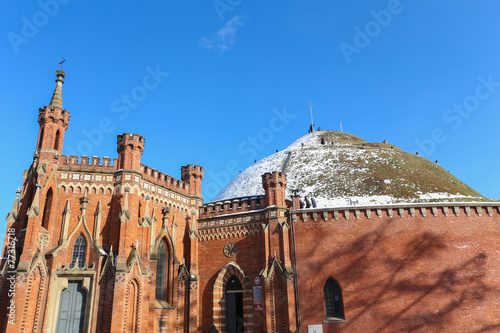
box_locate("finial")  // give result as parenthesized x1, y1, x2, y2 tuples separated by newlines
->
(49, 60, 65, 109)
(6, 189, 21, 223)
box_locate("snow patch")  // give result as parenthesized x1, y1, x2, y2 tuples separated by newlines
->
(211, 131, 482, 205)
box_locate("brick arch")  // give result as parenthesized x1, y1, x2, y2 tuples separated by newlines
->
(269, 267, 287, 332)
(22, 263, 46, 332)
(124, 277, 142, 333)
(212, 262, 250, 332)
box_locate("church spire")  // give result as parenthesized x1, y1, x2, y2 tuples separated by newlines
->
(6, 188, 21, 223)
(49, 58, 66, 110)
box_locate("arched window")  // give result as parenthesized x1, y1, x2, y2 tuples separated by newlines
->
(155, 241, 167, 301)
(38, 128, 44, 150)
(41, 188, 53, 229)
(54, 130, 60, 150)
(71, 234, 87, 268)
(324, 278, 344, 320)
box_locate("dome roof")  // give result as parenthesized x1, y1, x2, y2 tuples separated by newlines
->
(212, 131, 485, 207)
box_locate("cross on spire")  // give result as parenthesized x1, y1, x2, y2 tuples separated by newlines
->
(59, 57, 66, 71)
(134, 239, 140, 249)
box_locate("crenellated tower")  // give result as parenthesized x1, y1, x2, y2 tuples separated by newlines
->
(116, 133, 145, 171)
(36, 69, 71, 158)
(181, 164, 204, 197)
(262, 171, 287, 207)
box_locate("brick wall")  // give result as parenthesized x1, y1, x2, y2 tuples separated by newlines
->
(293, 205, 500, 332)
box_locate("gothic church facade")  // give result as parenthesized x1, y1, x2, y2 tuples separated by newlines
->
(0, 70, 499, 332)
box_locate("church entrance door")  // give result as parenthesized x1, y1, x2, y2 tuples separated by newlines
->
(55, 281, 87, 333)
(225, 275, 244, 333)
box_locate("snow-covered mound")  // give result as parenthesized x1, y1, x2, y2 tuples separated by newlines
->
(212, 131, 485, 207)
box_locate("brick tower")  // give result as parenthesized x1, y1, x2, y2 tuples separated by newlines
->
(181, 164, 204, 197)
(116, 133, 145, 171)
(262, 171, 287, 207)
(36, 69, 70, 158)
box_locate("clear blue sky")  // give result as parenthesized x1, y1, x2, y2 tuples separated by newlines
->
(1, 1, 500, 244)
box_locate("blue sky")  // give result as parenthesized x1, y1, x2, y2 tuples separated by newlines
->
(1, 1, 500, 244)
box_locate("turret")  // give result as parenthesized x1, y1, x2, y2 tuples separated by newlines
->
(116, 133, 145, 171)
(36, 69, 71, 156)
(181, 164, 204, 197)
(261, 171, 287, 207)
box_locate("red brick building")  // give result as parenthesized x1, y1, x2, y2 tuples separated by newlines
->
(0, 70, 499, 332)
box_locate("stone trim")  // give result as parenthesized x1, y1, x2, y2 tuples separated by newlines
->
(44, 268, 96, 333)
(212, 262, 250, 333)
(290, 202, 500, 223)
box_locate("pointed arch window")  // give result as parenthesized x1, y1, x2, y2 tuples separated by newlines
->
(41, 188, 53, 229)
(71, 234, 87, 268)
(54, 130, 60, 150)
(38, 128, 44, 150)
(324, 278, 345, 321)
(155, 241, 168, 301)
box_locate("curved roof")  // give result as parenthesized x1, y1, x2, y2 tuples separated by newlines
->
(212, 131, 485, 207)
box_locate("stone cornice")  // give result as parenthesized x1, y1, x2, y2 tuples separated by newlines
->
(290, 201, 500, 212)
(290, 202, 500, 222)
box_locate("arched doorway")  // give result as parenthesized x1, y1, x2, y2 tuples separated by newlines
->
(55, 281, 87, 333)
(225, 275, 244, 333)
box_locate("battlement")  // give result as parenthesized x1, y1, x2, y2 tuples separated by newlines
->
(199, 196, 265, 218)
(38, 106, 71, 126)
(290, 202, 500, 223)
(140, 164, 189, 194)
(262, 171, 287, 186)
(60, 155, 117, 170)
(181, 164, 204, 197)
(58, 155, 193, 194)
(117, 133, 145, 146)
(181, 164, 204, 176)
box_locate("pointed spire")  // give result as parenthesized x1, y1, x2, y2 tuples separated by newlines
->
(59, 199, 71, 245)
(122, 188, 129, 211)
(172, 214, 178, 262)
(6, 188, 21, 223)
(94, 201, 103, 247)
(161, 206, 171, 229)
(189, 210, 198, 240)
(119, 187, 131, 222)
(79, 195, 90, 216)
(63, 198, 71, 214)
(95, 200, 102, 216)
(149, 207, 157, 251)
(139, 195, 152, 227)
(143, 196, 151, 219)
(27, 183, 42, 218)
(49, 60, 66, 110)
